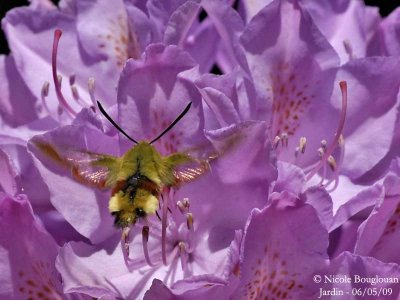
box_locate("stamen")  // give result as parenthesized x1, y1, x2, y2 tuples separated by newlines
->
(40, 81, 51, 116)
(69, 74, 76, 86)
(142, 226, 154, 267)
(177, 198, 190, 214)
(179, 241, 189, 274)
(121, 226, 131, 262)
(325, 135, 345, 192)
(321, 139, 327, 150)
(186, 213, 194, 230)
(87, 77, 97, 110)
(272, 136, 281, 150)
(343, 40, 354, 60)
(317, 147, 325, 157)
(306, 81, 347, 181)
(299, 137, 306, 154)
(161, 192, 169, 266)
(52, 30, 77, 117)
(71, 86, 80, 101)
(327, 155, 337, 171)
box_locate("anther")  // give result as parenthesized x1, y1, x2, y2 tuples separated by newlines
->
(71, 86, 79, 101)
(69, 74, 76, 86)
(317, 147, 325, 157)
(299, 137, 306, 154)
(41, 81, 50, 98)
(87, 77, 97, 109)
(273, 136, 281, 149)
(121, 226, 131, 261)
(327, 155, 337, 171)
(178, 241, 186, 252)
(321, 139, 327, 150)
(343, 40, 354, 60)
(57, 75, 62, 86)
(177, 198, 190, 214)
(186, 213, 194, 230)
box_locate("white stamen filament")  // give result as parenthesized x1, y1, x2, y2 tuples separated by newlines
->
(306, 81, 347, 181)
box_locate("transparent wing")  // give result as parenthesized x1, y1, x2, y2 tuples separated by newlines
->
(32, 140, 119, 189)
(166, 125, 245, 185)
(171, 155, 210, 184)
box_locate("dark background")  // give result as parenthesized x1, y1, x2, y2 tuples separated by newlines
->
(0, 0, 399, 54)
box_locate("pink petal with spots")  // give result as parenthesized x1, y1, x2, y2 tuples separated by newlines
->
(0, 194, 63, 299)
(237, 197, 329, 299)
(240, 0, 340, 167)
(76, 0, 142, 66)
(117, 44, 205, 154)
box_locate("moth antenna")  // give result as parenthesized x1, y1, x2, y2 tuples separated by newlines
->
(97, 101, 139, 144)
(150, 102, 192, 144)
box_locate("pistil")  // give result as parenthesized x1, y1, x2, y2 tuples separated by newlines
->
(52, 30, 77, 117)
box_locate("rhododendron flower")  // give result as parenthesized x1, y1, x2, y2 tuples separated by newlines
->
(1, 0, 400, 299)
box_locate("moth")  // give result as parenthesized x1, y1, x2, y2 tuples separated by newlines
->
(32, 101, 211, 230)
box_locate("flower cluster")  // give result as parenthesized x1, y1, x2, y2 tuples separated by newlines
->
(1, 0, 400, 299)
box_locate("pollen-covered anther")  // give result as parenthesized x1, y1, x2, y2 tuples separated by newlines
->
(273, 135, 281, 150)
(71, 85, 80, 101)
(41, 81, 50, 98)
(121, 226, 131, 259)
(317, 147, 325, 157)
(177, 198, 190, 214)
(321, 139, 327, 150)
(69, 74, 76, 86)
(299, 137, 306, 153)
(327, 155, 337, 171)
(343, 39, 355, 60)
(87, 77, 97, 109)
(186, 213, 194, 230)
(178, 241, 186, 252)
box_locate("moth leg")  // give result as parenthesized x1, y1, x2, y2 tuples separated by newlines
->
(155, 210, 161, 221)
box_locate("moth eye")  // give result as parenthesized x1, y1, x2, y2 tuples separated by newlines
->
(135, 208, 146, 218)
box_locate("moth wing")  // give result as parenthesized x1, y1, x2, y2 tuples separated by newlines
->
(165, 127, 244, 185)
(32, 140, 119, 189)
(171, 154, 211, 185)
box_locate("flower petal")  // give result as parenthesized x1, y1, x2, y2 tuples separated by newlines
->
(237, 196, 329, 299)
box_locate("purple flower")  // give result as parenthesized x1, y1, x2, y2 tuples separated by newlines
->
(198, 0, 400, 185)
(28, 44, 277, 298)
